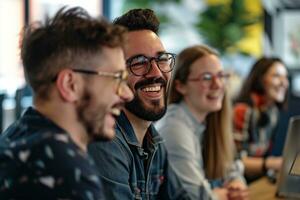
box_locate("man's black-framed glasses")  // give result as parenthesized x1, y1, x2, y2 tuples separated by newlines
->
(126, 52, 176, 76)
(72, 69, 128, 94)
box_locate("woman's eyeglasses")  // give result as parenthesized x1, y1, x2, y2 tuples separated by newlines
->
(187, 72, 230, 87)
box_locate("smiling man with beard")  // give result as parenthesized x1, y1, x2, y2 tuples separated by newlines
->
(88, 9, 191, 200)
(0, 7, 133, 199)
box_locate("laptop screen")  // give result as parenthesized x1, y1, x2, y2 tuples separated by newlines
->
(276, 116, 300, 198)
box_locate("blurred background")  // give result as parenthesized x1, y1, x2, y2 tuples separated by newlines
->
(1, 0, 300, 154)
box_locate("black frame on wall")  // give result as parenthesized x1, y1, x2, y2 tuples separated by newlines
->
(265, 2, 300, 68)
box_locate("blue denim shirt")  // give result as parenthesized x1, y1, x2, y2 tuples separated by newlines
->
(88, 111, 191, 200)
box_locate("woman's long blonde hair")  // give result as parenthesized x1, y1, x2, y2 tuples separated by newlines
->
(169, 45, 234, 179)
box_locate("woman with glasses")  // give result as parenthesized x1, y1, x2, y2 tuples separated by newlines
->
(156, 45, 248, 200)
(233, 57, 289, 183)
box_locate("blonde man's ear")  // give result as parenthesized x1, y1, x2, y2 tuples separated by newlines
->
(55, 69, 81, 102)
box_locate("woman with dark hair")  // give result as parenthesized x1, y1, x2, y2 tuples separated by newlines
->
(156, 45, 248, 200)
(233, 57, 289, 182)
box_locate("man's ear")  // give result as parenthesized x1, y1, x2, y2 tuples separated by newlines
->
(175, 80, 187, 96)
(55, 69, 80, 102)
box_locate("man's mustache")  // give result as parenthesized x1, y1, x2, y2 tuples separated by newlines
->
(134, 77, 166, 90)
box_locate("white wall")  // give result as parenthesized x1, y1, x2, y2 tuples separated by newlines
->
(0, 0, 24, 96)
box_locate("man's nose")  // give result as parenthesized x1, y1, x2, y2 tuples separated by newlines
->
(145, 60, 163, 77)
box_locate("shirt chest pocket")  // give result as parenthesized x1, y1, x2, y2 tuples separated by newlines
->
(148, 171, 164, 195)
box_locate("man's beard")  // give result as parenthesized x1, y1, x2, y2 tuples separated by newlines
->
(125, 77, 168, 121)
(77, 90, 111, 142)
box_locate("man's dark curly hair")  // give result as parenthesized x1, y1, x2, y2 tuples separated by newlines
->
(21, 6, 127, 99)
(113, 8, 159, 34)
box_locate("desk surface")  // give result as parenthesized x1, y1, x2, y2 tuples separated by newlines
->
(249, 177, 284, 200)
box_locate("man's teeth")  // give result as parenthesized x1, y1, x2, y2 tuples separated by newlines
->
(142, 86, 161, 92)
(111, 108, 120, 116)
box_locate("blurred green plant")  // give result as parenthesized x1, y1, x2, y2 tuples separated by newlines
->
(195, 0, 261, 54)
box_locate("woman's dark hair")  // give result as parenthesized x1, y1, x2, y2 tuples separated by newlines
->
(235, 57, 288, 110)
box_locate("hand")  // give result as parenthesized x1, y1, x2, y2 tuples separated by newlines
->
(225, 180, 249, 200)
(213, 187, 229, 200)
(266, 156, 282, 171)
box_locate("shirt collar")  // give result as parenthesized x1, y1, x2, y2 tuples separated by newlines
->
(180, 101, 206, 138)
(116, 111, 164, 147)
(22, 107, 66, 133)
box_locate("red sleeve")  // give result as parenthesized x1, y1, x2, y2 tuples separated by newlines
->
(233, 103, 252, 150)
(234, 103, 250, 131)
